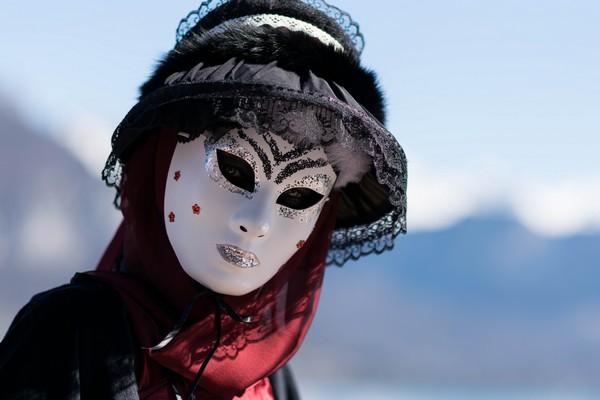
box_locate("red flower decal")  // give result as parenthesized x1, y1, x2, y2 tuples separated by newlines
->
(192, 204, 201, 215)
(174, 170, 181, 181)
(168, 212, 175, 223)
(296, 240, 305, 249)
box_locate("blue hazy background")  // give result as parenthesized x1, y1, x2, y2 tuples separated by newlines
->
(1, 1, 599, 399)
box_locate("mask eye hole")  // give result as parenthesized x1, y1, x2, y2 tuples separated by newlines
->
(277, 188, 324, 210)
(217, 149, 255, 192)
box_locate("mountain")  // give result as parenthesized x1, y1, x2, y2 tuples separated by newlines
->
(0, 98, 120, 331)
(292, 216, 600, 390)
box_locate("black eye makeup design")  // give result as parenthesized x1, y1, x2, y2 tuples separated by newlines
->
(277, 188, 324, 210)
(217, 149, 255, 192)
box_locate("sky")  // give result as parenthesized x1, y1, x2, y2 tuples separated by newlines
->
(1, 0, 599, 236)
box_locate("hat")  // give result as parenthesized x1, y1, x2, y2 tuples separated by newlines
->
(103, 0, 407, 266)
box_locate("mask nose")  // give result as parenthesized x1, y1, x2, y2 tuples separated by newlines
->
(230, 202, 271, 239)
(238, 222, 270, 237)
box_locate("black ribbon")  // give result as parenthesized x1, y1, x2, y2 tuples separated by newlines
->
(144, 289, 252, 399)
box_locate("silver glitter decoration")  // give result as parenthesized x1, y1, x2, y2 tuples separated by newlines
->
(203, 128, 335, 222)
(204, 135, 258, 199)
(278, 174, 334, 222)
(275, 158, 329, 184)
(216, 244, 260, 268)
(282, 174, 333, 197)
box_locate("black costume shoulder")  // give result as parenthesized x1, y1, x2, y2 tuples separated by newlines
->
(0, 282, 139, 400)
(0, 281, 300, 400)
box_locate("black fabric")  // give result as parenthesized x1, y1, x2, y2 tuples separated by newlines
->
(0, 283, 138, 399)
(116, 60, 387, 160)
(0, 282, 302, 399)
(268, 365, 300, 400)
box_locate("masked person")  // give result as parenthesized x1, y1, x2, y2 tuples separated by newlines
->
(0, 0, 407, 399)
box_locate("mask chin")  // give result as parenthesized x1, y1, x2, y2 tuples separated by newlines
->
(163, 127, 336, 295)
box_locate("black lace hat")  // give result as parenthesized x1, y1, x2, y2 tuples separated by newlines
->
(103, 0, 407, 265)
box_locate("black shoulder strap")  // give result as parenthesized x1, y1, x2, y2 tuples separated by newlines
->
(269, 364, 301, 400)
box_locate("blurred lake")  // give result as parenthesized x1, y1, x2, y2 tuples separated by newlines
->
(300, 383, 600, 400)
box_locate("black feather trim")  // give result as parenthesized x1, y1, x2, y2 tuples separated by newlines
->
(188, 0, 359, 60)
(138, 1, 386, 123)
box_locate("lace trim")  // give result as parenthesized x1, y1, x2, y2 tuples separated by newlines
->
(176, 0, 227, 43)
(299, 0, 364, 53)
(327, 210, 404, 266)
(206, 14, 345, 52)
(175, 0, 365, 54)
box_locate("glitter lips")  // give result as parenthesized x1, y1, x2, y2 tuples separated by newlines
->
(216, 244, 260, 268)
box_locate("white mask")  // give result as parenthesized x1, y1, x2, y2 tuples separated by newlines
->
(164, 127, 336, 296)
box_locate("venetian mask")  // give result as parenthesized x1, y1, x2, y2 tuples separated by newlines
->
(164, 126, 336, 296)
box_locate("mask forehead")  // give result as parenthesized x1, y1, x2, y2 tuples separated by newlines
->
(208, 127, 335, 194)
